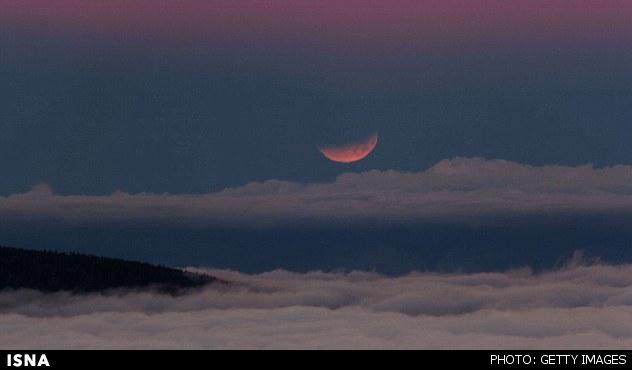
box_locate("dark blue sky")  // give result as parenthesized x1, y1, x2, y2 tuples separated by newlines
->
(1, 8, 632, 195)
(2, 2, 632, 273)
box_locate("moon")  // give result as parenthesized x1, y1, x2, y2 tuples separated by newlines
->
(318, 133, 378, 163)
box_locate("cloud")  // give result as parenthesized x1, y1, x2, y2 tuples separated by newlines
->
(1, 259, 632, 349)
(2, 158, 632, 228)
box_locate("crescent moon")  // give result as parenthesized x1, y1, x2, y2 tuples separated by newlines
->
(318, 133, 378, 163)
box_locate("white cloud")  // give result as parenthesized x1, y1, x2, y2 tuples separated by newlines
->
(2, 260, 632, 349)
(2, 158, 632, 227)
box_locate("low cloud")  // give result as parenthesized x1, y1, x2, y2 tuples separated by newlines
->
(1, 260, 632, 349)
(2, 158, 632, 227)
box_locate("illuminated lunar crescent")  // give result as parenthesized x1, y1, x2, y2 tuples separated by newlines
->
(318, 133, 378, 163)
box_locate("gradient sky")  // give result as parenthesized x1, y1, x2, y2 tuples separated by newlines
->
(2, 1, 632, 195)
(2, 1, 632, 272)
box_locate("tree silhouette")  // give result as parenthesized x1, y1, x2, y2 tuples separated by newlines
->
(0, 246, 217, 294)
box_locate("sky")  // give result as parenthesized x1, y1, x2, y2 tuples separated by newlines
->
(1, 1, 632, 273)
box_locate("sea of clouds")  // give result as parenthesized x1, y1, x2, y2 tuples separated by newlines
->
(1, 255, 632, 349)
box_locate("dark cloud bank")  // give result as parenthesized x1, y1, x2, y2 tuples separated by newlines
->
(2, 158, 632, 273)
(3, 158, 632, 226)
(1, 257, 632, 349)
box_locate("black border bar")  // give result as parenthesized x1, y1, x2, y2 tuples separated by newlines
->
(0, 350, 630, 369)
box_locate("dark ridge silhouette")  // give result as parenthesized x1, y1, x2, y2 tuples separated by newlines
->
(0, 246, 218, 294)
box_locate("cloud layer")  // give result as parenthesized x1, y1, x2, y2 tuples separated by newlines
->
(2, 258, 632, 349)
(2, 158, 632, 227)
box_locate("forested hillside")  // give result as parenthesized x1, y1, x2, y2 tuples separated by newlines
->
(0, 246, 216, 294)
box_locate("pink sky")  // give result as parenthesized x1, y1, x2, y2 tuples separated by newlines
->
(3, 1, 631, 53)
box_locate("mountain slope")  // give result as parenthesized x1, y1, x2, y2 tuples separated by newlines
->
(0, 246, 216, 294)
